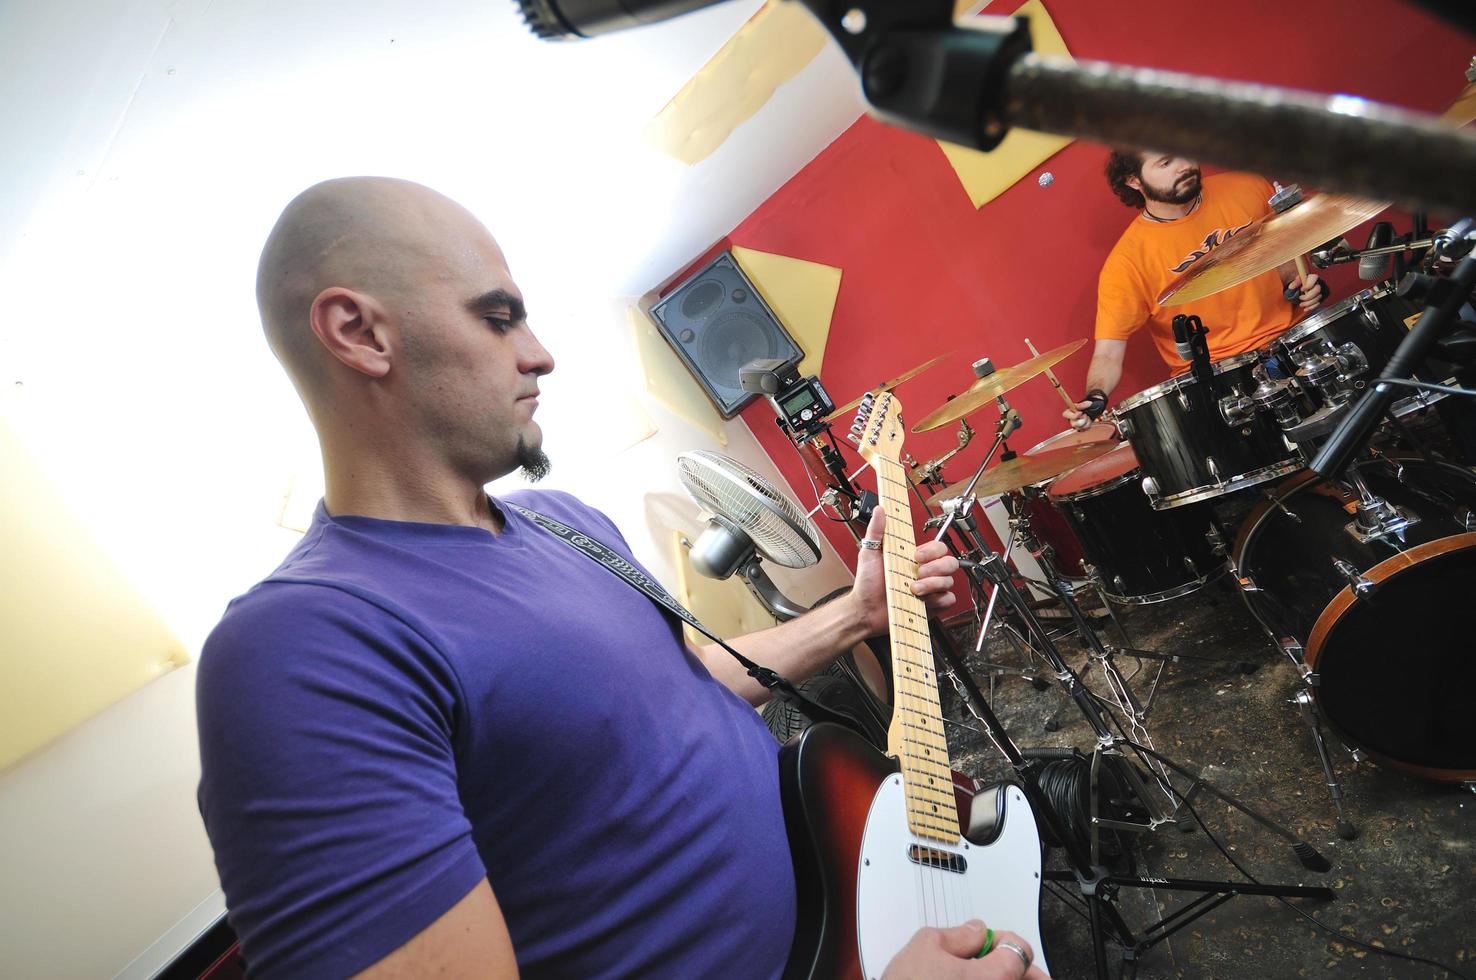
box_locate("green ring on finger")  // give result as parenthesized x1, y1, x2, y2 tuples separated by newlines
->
(975, 926, 994, 958)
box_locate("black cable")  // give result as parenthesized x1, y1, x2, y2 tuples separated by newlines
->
(1375, 378, 1476, 399)
(1176, 792, 1471, 979)
(1034, 755, 1138, 872)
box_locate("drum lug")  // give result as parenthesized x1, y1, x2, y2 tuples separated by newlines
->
(1355, 293, 1380, 329)
(1458, 507, 1476, 532)
(1114, 415, 1134, 440)
(1182, 554, 1198, 575)
(1333, 342, 1369, 382)
(1331, 557, 1377, 599)
(1205, 456, 1223, 484)
(1177, 389, 1193, 413)
(1205, 524, 1228, 558)
(1218, 392, 1256, 426)
(1140, 475, 1159, 503)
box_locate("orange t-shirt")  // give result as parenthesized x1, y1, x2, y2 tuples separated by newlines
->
(1095, 172, 1295, 369)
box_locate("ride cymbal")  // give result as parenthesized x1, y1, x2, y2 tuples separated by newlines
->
(912, 340, 1086, 433)
(924, 439, 1118, 505)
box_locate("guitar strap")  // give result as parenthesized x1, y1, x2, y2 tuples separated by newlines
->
(507, 501, 858, 731)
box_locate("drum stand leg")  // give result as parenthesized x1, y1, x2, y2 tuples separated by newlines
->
(1293, 684, 1359, 840)
(1236, 586, 1363, 842)
(924, 413, 1335, 978)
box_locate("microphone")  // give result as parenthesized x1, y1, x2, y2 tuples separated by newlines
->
(1359, 222, 1396, 281)
(515, 0, 720, 39)
(1172, 315, 1193, 361)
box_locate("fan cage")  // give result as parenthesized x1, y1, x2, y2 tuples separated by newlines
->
(677, 450, 822, 569)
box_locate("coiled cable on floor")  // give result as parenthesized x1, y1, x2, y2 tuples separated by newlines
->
(1031, 750, 1142, 874)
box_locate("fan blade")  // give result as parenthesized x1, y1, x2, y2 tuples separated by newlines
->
(643, 1, 827, 165)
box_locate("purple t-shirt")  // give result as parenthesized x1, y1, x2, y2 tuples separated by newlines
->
(196, 490, 796, 978)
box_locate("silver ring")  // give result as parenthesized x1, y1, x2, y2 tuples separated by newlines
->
(859, 538, 882, 551)
(995, 939, 1031, 969)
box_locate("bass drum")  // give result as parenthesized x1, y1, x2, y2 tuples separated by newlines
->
(1232, 456, 1476, 782)
(1048, 442, 1226, 603)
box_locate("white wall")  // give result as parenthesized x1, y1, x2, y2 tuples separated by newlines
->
(0, 0, 864, 975)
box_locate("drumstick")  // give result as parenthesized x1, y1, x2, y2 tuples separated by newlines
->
(1294, 254, 1311, 285)
(1026, 337, 1080, 412)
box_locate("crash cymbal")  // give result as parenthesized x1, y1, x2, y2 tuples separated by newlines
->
(1161, 66, 1476, 308)
(1445, 80, 1476, 127)
(825, 352, 954, 422)
(1157, 193, 1389, 307)
(912, 340, 1086, 433)
(924, 440, 1119, 506)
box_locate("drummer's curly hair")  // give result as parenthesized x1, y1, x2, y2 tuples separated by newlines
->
(1105, 149, 1146, 209)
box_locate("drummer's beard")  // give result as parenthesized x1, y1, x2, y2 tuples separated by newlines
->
(1142, 169, 1201, 205)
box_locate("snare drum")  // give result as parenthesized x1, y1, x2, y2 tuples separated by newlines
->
(1232, 456, 1476, 781)
(1013, 425, 1117, 580)
(1113, 353, 1302, 510)
(1047, 442, 1226, 603)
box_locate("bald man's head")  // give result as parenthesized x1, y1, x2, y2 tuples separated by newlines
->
(255, 176, 478, 391)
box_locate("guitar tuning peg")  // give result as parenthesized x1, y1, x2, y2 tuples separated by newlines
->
(845, 431, 860, 446)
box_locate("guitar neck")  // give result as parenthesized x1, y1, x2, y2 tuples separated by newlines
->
(872, 455, 958, 845)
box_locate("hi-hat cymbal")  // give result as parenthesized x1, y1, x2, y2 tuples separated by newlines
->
(912, 340, 1086, 433)
(1157, 194, 1389, 307)
(924, 440, 1119, 506)
(825, 352, 954, 423)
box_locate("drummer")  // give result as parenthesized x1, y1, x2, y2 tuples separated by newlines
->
(1065, 152, 1329, 430)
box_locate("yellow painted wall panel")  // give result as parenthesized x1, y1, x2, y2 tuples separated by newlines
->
(645, 1, 828, 165)
(937, 0, 1074, 209)
(0, 422, 188, 770)
(628, 305, 728, 445)
(730, 246, 841, 379)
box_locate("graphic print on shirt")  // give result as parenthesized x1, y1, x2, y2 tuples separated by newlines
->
(1168, 219, 1255, 274)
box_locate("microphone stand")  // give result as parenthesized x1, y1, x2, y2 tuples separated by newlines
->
(929, 400, 1333, 978)
(1313, 234, 1476, 477)
(791, 1, 1476, 216)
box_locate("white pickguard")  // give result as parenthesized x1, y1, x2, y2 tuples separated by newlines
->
(856, 775, 1047, 978)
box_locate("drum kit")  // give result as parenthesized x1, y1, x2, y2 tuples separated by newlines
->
(785, 187, 1476, 839)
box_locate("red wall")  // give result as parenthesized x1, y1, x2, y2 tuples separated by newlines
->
(724, 0, 1472, 571)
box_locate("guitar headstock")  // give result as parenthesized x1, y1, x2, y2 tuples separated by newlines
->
(847, 390, 906, 464)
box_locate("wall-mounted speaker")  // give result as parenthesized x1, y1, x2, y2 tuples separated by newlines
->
(649, 251, 803, 418)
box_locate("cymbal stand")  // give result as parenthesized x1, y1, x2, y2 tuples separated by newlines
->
(914, 413, 1055, 690)
(926, 401, 1333, 977)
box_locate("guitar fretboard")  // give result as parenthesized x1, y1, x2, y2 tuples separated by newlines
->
(873, 455, 958, 845)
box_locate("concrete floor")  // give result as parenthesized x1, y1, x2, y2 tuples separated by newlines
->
(939, 579, 1476, 979)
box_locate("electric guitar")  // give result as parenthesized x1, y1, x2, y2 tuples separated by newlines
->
(779, 390, 1048, 979)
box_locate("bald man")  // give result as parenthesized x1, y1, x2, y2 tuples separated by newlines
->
(195, 178, 1049, 980)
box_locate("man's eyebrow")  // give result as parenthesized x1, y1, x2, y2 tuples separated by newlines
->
(465, 288, 526, 322)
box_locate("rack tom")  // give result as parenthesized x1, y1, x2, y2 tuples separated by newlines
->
(1048, 442, 1226, 603)
(1275, 284, 1447, 418)
(1113, 353, 1302, 510)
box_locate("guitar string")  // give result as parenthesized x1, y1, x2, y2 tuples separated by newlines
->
(879, 455, 965, 931)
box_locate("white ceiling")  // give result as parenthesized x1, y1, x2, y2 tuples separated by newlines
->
(0, 0, 866, 650)
(0, 0, 864, 296)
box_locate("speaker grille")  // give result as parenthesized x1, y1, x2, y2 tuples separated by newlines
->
(681, 280, 725, 321)
(649, 252, 803, 418)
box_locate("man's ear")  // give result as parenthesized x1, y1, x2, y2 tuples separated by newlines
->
(1125, 174, 1142, 193)
(309, 287, 392, 378)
